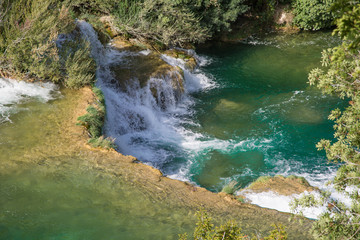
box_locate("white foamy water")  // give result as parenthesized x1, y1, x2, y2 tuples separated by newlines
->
(0, 78, 58, 123)
(77, 20, 220, 174)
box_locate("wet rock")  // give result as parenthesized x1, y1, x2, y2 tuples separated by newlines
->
(195, 150, 265, 190)
(164, 49, 197, 72)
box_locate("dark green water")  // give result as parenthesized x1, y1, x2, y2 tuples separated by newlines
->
(169, 32, 343, 191)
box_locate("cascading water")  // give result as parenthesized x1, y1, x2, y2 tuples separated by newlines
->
(78, 21, 348, 219)
(0, 78, 58, 123)
(77, 21, 216, 172)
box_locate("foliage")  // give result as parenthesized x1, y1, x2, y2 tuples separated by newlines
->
(264, 224, 287, 240)
(113, 0, 249, 47)
(60, 38, 96, 89)
(63, 0, 115, 15)
(179, 210, 287, 240)
(77, 87, 115, 149)
(221, 181, 239, 195)
(0, 0, 97, 89)
(245, 0, 286, 25)
(293, 1, 360, 239)
(0, 0, 74, 81)
(292, 0, 336, 30)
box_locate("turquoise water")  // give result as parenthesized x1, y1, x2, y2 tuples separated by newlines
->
(169, 32, 343, 191)
(101, 31, 343, 193)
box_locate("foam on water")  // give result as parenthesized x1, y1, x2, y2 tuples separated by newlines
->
(240, 190, 326, 219)
(0, 78, 58, 123)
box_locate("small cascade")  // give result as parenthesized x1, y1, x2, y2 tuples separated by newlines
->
(77, 21, 214, 170)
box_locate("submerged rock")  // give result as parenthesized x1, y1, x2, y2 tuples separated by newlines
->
(285, 105, 324, 124)
(195, 150, 265, 191)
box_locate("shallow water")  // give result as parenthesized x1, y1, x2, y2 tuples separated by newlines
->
(0, 81, 196, 240)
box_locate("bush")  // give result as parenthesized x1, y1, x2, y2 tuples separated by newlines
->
(112, 0, 249, 47)
(61, 39, 96, 89)
(0, 0, 97, 89)
(221, 181, 238, 195)
(0, 0, 75, 81)
(292, 0, 336, 30)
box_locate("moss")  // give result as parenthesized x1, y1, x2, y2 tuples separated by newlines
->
(249, 176, 271, 187)
(245, 175, 316, 196)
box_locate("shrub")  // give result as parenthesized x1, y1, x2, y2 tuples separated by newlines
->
(221, 181, 239, 195)
(0, 0, 75, 81)
(112, 0, 249, 47)
(292, 0, 336, 30)
(0, 0, 97, 89)
(61, 39, 96, 89)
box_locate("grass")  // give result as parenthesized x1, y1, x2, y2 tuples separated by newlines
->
(77, 87, 115, 150)
(221, 181, 239, 195)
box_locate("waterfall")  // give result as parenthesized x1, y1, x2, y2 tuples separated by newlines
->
(77, 21, 215, 173)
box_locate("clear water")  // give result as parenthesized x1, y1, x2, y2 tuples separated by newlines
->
(0, 82, 196, 240)
(178, 32, 344, 191)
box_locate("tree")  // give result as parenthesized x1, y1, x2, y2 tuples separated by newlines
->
(113, 0, 249, 47)
(292, 0, 336, 30)
(179, 209, 287, 240)
(292, 1, 360, 239)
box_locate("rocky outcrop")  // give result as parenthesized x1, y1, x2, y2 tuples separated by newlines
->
(242, 175, 318, 196)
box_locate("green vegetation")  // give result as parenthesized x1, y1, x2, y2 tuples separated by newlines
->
(112, 0, 249, 47)
(179, 210, 287, 239)
(60, 38, 96, 89)
(291, 1, 360, 239)
(246, 0, 292, 25)
(0, 0, 96, 88)
(221, 181, 239, 195)
(77, 87, 116, 149)
(292, 0, 335, 30)
(249, 176, 271, 186)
